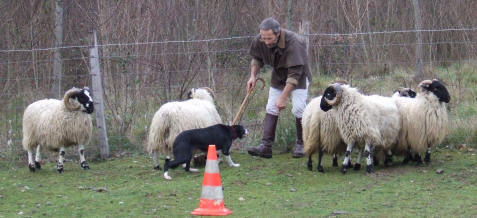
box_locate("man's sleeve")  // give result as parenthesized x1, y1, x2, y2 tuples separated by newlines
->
(286, 65, 303, 86)
(249, 37, 264, 68)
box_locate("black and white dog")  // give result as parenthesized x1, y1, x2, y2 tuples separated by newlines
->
(163, 124, 247, 180)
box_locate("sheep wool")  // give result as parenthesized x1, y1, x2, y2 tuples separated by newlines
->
(321, 83, 400, 173)
(146, 88, 221, 169)
(406, 83, 449, 154)
(391, 80, 450, 163)
(22, 87, 94, 173)
(22, 100, 92, 151)
(303, 96, 347, 172)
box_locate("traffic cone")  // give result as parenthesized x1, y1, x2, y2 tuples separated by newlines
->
(191, 145, 232, 216)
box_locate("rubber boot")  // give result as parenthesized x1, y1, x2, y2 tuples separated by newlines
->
(248, 113, 278, 158)
(292, 117, 305, 158)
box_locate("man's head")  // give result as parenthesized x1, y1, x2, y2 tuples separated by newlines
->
(259, 17, 281, 48)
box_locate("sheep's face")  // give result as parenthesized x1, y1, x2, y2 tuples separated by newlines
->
(73, 88, 94, 114)
(186, 88, 195, 99)
(320, 85, 341, 111)
(419, 80, 450, 103)
(186, 87, 215, 102)
(396, 87, 416, 98)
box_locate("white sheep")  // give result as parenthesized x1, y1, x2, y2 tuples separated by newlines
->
(22, 87, 94, 173)
(371, 87, 417, 166)
(392, 79, 450, 164)
(303, 95, 347, 172)
(147, 87, 239, 171)
(320, 83, 401, 173)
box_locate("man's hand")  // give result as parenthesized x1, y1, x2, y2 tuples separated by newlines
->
(275, 82, 296, 112)
(275, 95, 288, 111)
(247, 76, 257, 93)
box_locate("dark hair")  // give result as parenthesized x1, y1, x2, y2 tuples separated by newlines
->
(259, 17, 281, 34)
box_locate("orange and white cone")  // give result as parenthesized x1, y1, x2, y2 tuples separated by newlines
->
(191, 145, 232, 216)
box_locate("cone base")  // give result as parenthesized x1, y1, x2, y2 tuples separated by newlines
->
(191, 207, 232, 216)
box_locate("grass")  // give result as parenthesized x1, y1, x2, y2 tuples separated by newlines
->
(1, 62, 476, 217)
(1, 147, 476, 217)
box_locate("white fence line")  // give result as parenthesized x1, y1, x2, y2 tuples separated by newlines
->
(1, 27, 476, 53)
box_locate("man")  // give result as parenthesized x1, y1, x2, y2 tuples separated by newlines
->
(247, 17, 311, 158)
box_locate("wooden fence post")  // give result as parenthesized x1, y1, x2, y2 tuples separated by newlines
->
(90, 30, 109, 159)
(51, 0, 63, 98)
(412, 0, 424, 80)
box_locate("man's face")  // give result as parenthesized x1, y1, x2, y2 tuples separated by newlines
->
(260, 29, 279, 48)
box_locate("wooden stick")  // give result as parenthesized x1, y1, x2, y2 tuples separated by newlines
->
(232, 78, 265, 125)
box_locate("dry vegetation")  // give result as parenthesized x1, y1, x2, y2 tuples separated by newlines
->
(0, 0, 476, 162)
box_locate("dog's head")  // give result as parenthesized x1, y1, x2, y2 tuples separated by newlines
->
(231, 125, 248, 139)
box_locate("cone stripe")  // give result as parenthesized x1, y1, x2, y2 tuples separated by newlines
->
(202, 173, 222, 186)
(206, 145, 218, 160)
(205, 160, 220, 173)
(200, 186, 224, 200)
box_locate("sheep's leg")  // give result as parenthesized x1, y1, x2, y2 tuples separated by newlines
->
(27, 149, 36, 172)
(57, 147, 65, 173)
(307, 155, 313, 171)
(341, 143, 354, 174)
(354, 151, 362, 171)
(317, 150, 324, 173)
(373, 153, 379, 166)
(365, 144, 374, 173)
(332, 154, 338, 167)
(225, 155, 240, 167)
(384, 150, 393, 166)
(34, 145, 41, 169)
(414, 153, 423, 165)
(402, 150, 413, 164)
(424, 146, 431, 164)
(78, 144, 89, 170)
(152, 151, 161, 170)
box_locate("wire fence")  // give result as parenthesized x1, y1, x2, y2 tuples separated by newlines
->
(1, 27, 476, 164)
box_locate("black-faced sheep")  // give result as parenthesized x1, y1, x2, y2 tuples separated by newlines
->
(320, 83, 401, 173)
(22, 87, 94, 173)
(303, 95, 347, 172)
(392, 79, 450, 164)
(147, 87, 240, 171)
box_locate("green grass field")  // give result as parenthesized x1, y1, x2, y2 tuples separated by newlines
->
(1, 147, 476, 217)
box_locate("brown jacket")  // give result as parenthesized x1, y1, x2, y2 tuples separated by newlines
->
(249, 29, 312, 89)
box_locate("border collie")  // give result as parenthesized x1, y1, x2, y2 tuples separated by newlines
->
(164, 124, 247, 180)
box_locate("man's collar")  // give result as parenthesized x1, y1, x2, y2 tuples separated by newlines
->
(277, 29, 286, 49)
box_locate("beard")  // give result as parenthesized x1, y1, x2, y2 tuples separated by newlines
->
(266, 42, 277, 48)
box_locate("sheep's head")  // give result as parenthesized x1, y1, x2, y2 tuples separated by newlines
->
(418, 79, 450, 103)
(320, 83, 343, 112)
(186, 87, 215, 102)
(64, 87, 94, 114)
(395, 87, 416, 98)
